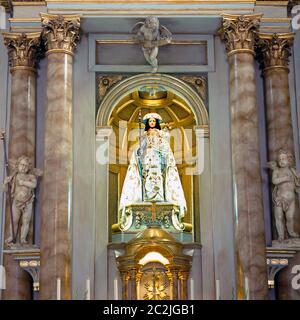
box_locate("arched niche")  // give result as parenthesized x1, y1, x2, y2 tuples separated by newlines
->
(96, 73, 209, 127)
(95, 73, 210, 241)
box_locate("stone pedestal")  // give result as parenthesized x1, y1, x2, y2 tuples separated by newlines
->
(3, 248, 40, 300)
(39, 13, 80, 300)
(220, 14, 268, 299)
(112, 202, 193, 243)
(2, 253, 31, 300)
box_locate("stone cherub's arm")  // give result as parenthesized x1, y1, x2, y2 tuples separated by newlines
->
(3, 175, 13, 192)
(132, 22, 145, 41)
(272, 170, 292, 185)
(19, 174, 37, 189)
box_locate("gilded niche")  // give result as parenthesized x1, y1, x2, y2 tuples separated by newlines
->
(219, 14, 262, 54)
(41, 13, 80, 55)
(257, 33, 294, 70)
(3, 32, 42, 70)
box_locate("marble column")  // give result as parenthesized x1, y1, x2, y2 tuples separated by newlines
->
(2, 32, 42, 299)
(257, 33, 295, 164)
(220, 14, 268, 299)
(39, 13, 80, 300)
(171, 269, 179, 300)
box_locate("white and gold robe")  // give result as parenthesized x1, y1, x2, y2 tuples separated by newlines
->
(119, 129, 187, 218)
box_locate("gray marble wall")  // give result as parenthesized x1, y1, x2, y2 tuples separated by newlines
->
(207, 36, 236, 299)
(72, 34, 97, 299)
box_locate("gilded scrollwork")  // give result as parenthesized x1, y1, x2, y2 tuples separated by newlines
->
(98, 75, 124, 101)
(157, 211, 171, 229)
(179, 76, 207, 102)
(3, 32, 43, 70)
(41, 13, 80, 55)
(219, 14, 262, 55)
(257, 33, 294, 70)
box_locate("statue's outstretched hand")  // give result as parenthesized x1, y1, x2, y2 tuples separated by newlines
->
(4, 176, 12, 185)
(3, 177, 12, 192)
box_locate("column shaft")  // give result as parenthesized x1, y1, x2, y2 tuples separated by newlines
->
(229, 52, 268, 299)
(258, 33, 295, 161)
(220, 14, 268, 299)
(264, 69, 293, 158)
(40, 52, 73, 299)
(39, 13, 80, 300)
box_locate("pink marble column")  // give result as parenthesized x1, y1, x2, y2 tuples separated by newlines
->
(257, 33, 295, 163)
(220, 14, 268, 299)
(39, 13, 80, 300)
(2, 32, 42, 300)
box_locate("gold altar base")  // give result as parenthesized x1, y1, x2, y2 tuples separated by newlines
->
(112, 202, 192, 233)
(117, 226, 192, 300)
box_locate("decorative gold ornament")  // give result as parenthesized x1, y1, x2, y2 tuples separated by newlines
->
(143, 271, 170, 300)
(219, 14, 263, 56)
(117, 226, 191, 300)
(179, 76, 207, 102)
(2, 32, 43, 72)
(98, 75, 124, 101)
(257, 33, 294, 71)
(41, 13, 80, 56)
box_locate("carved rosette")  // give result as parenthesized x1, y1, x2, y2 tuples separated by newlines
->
(41, 13, 80, 56)
(3, 32, 43, 73)
(257, 33, 294, 71)
(219, 14, 262, 56)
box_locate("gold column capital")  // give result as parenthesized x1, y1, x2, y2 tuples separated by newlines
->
(257, 32, 294, 72)
(41, 13, 80, 56)
(2, 32, 43, 73)
(219, 14, 263, 57)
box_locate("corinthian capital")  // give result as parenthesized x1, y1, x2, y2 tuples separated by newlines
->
(41, 13, 80, 56)
(3, 32, 43, 72)
(219, 14, 262, 56)
(257, 33, 294, 70)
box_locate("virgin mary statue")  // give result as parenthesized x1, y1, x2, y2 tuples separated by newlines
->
(119, 113, 187, 223)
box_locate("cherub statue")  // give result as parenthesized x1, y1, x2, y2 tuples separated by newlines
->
(268, 150, 300, 242)
(3, 155, 42, 246)
(132, 16, 172, 73)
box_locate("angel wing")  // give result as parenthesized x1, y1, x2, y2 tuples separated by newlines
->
(31, 168, 43, 177)
(291, 167, 300, 187)
(7, 159, 18, 173)
(267, 161, 277, 171)
(132, 22, 144, 34)
(159, 25, 172, 40)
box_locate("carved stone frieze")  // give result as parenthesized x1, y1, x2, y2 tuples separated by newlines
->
(179, 76, 207, 102)
(98, 75, 125, 101)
